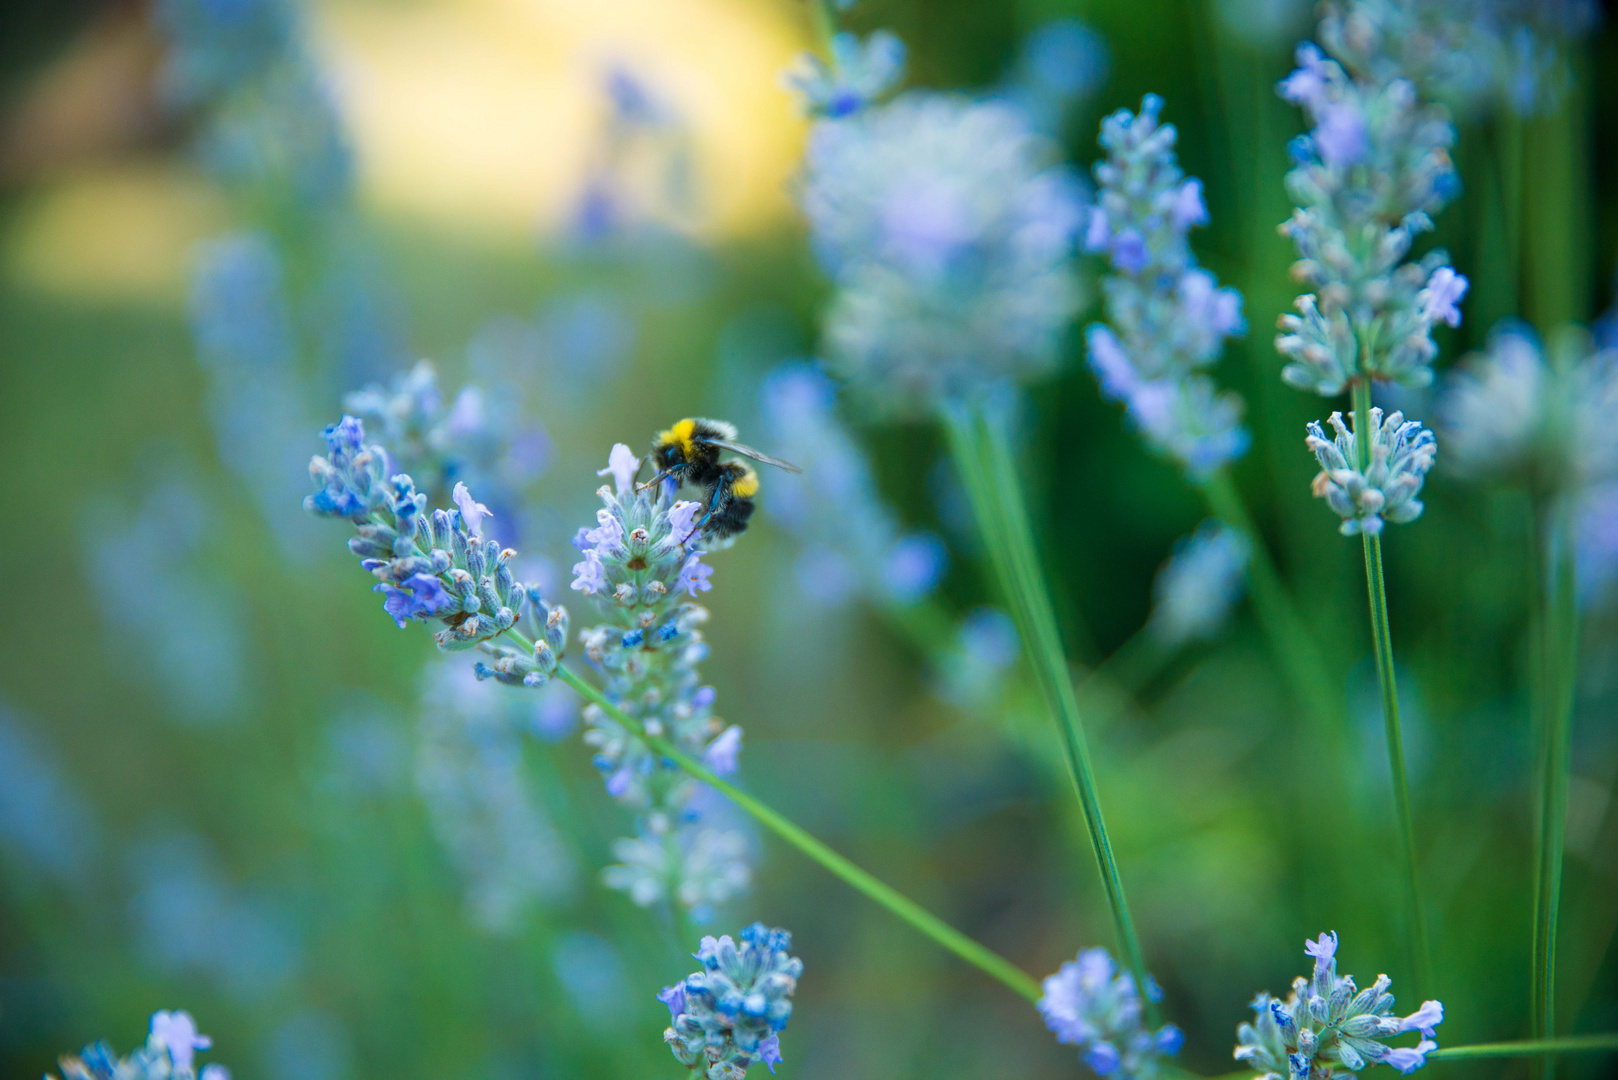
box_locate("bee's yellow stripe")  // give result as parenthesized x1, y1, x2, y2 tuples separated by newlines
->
(731, 467, 759, 499)
(656, 418, 698, 459)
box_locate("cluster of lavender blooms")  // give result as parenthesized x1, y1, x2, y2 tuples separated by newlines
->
(784, 30, 906, 119)
(1438, 322, 1618, 487)
(1148, 521, 1251, 647)
(344, 360, 549, 544)
(1274, 29, 1467, 396)
(1306, 409, 1438, 536)
(1039, 948, 1184, 1079)
(304, 416, 551, 672)
(759, 364, 946, 607)
(660, 924, 802, 1079)
(1317, 0, 1600, 118)
(1085, 95, 1249, 478)
(569, 447, 752, 916)
(304, 404, 751, 921)
(795, 66, 1086, 410)
(54, 1011, 227, 1080)
(1437, 321, 1618, 597)
(1236, 932, 1443, 1078)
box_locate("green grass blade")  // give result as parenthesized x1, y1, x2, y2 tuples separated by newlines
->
(940, 396, 1155, 1021)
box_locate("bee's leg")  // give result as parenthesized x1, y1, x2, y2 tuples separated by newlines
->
(636, 467, 676, 492)
(682, 485, 729, 544)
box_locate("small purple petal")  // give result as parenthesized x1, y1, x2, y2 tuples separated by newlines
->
(703, 725, 743, 775)
(453, 481, 493, 536)
(597, 443, 641, 495)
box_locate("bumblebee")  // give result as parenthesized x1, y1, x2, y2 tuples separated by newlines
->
(642, 418, 801, 543)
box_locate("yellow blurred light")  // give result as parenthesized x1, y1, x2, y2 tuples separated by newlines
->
(319, 0, 812, 244)
(2, 160, 228, 304)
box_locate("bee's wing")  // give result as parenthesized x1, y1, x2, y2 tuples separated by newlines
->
(699, 437, 804, 474)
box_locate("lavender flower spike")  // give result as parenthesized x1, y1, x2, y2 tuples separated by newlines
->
(1084, 94, 1249, 478)
(54, 1009, 230, 1080)
(663, 924, 802, 1078)
(1236, 932, 1443, 1079)
(1275, 21, 1467, 394)
(1306, 409, 1437, 535)
(798, 86, 1085, 410)
(1040, 947, 1183, 1079)
(566, 445, 752, 915)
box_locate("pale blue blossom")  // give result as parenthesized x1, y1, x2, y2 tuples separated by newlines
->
(784, 30, 906, 118)
(597, 443, 642, 494)
(1084, 95, 1249, 478)
(1276, 29, 1467, 394)
(799, 89, 1085, 410)
(1237, 931, 1443, 1078)
(416, 661, 577, 932)
(1306, 409, 1437, 535)
(53, 1009, 230, 1080)
(663, 924, 802, 1077)
(1040, 947, 1183, 1079)
(1317, 0, 1599, 118)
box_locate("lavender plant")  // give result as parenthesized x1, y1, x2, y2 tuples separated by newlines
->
(1436, 320, 1618, 1066)
(1084, 90, 1345, 777)
(1040, 948, 1183, 1079)
(792, 23, 1152, 1014)
(1084, 94, 1248, 478)
(53, 1011, 228, 1080)
(783, 30, 906, 119)
(798, 87, 1085, 410)
(1315, 0, 1600, 118)
(1276, 0, 1472, 989)
(1236, 933, 1444, 1078)
(660, 923, 802, 1078)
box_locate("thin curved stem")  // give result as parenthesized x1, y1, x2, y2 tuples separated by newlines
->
(1350, 380, 1431, 994)
(1532, 491, 1580, 1080)
(1430, 1034, 1618, 1062)
(940, 396, 1155, 1023)
(538, 657, 1044, 1003)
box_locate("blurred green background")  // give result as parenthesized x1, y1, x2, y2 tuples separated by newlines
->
(1, 1, 1616, 1077)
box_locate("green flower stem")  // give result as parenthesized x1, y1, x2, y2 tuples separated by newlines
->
(1430, 1034, 1618, 1062)
(1532, 491, 1580, 1080)
(1200, 468, 1342, 735)
(1212, 1033, 1618, 1080)
(940, 395, 1155, 1023)
(1350, 379, 1431, 994)
(526, 652, 1043, 1004)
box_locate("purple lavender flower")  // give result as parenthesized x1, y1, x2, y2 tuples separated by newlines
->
(597, 443, 641, 495)
(677, 553, 714, 597)
(1084, 94, 1248, 478)
(150, 1010, 213, 1072)
(1040, 947, 1181, 1079)
(702, 725, 742, 776)
(1237, 932, 1444, 1080)
(452, 481, 493, 536)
